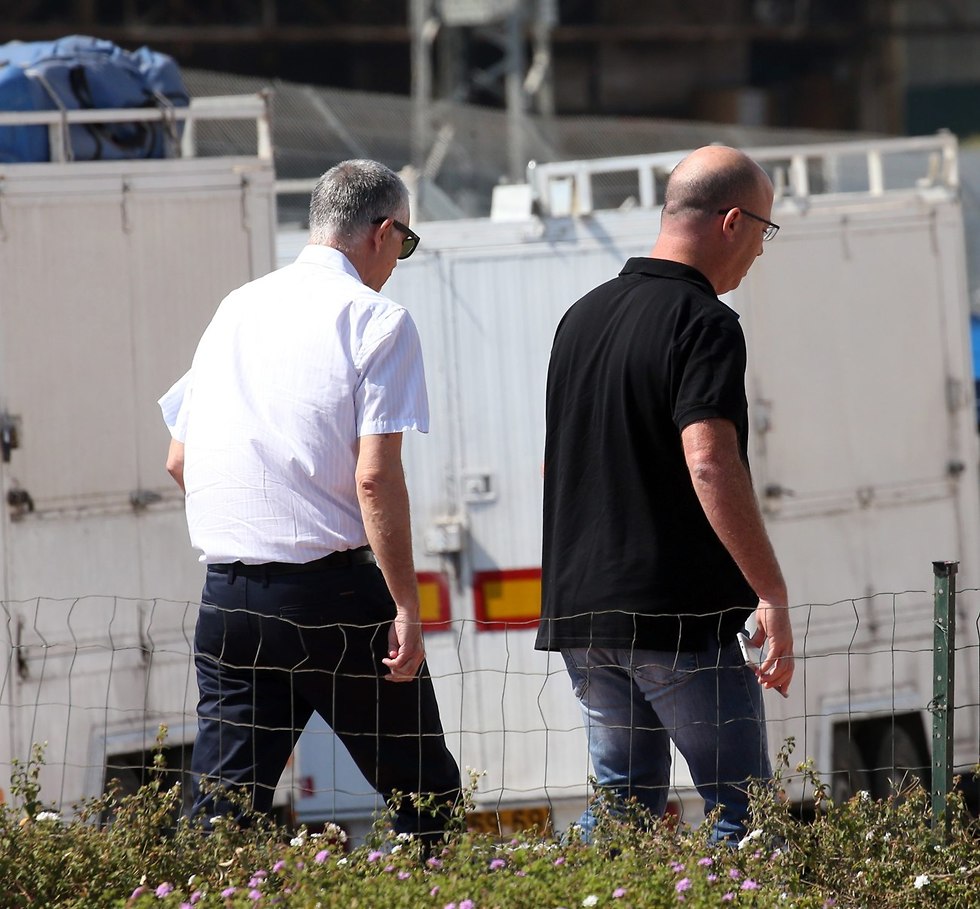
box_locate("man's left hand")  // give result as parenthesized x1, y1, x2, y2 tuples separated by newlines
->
(382, 612, 425, 682)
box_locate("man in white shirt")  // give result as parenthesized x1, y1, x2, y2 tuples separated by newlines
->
(161, 159, 460, 843)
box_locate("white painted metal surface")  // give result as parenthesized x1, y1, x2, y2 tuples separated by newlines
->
(0, 98, 276, 811)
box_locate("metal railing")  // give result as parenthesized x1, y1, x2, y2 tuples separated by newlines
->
(0, 92, 273, 163)
(528, 132, 961, 217)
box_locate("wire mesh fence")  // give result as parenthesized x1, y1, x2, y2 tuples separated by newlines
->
(1, 578, 977, 837)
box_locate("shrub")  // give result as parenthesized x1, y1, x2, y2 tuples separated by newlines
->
(0, 738, 976, 908)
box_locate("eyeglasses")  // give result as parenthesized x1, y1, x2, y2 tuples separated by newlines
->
(372, 217, 420, 259)
(717, 207, 780, 241)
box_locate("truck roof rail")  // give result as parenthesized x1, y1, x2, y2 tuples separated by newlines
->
(527, 132, 960, 217)
(0, 92, 273, 163)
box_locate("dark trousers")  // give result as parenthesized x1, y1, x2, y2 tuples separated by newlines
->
(190, 560, 461, 839)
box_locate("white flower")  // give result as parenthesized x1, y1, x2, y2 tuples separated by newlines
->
(864, 831, 874, 841)
(390, 844, 403, 854)
(582, 896, 599, 908)
(290, 835, 306, 848)
(187, 874, 196, 887)
(857, 790, 870, 801)
(209, 816, 223, 826)
(913, 874, 930, 889)
(883, 833, 891, 841)
(737, 828, 764, 850)
(34, 811, 61, 822)
(337, 858, 349, 867)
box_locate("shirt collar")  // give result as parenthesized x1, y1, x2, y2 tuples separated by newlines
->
(296, 244, 364, 283)
(620, 257, 720, 301)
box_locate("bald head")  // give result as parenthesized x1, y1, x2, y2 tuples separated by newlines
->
(652, 146, 775, 296)
(663, 146, 771, 223)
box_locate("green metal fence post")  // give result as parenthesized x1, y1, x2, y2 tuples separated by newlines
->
(930, 560, 957, 842)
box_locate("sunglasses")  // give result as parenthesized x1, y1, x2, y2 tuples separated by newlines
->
(372, 217, 421, 259)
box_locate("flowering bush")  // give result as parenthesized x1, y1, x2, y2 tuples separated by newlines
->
(0, 741, 977, 908)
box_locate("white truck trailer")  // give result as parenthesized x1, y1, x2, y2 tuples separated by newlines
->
(0, 95, 277, 811)
(280, 132, 980, 829)
(0, 123, 976, 833)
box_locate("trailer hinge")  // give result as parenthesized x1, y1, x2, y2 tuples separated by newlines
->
(138, 601, 152, 666)
(14, 616, 28, 681)
(241, 174, 252, 231)
(121, 179, 133, 233)
(945, 376, 963, 413)
(0, 412, 22, 463)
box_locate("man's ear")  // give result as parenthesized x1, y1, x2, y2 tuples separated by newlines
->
(371, 218, 389, 253)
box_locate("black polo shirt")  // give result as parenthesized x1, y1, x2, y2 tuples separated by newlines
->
(536, 257, 757, 652)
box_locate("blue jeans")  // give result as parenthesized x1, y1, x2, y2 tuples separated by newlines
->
(562, 638, 769, 843)
(191, 561, 460, 841)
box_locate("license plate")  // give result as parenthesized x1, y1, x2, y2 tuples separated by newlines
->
(467, 805, 552, 836)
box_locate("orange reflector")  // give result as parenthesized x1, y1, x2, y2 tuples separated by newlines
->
(473, 568, 541, 631)
(417, 571, 451, 631)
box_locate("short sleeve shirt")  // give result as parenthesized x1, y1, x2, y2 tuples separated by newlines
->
(160, 245, 428, 564)
(536, 257, 756, 652)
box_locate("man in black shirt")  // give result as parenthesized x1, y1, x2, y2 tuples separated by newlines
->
(537, 145, 794, 843)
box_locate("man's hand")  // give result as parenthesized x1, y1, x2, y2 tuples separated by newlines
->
(382, 611, 425, 682)
(750, 599, 794, 697)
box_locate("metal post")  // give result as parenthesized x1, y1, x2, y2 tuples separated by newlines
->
(930, 560, 957, 841)
(505, 6, 528, 183)
(410, 0, 434, 175)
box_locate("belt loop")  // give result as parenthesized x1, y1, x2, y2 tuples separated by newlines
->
(261, 565, 270, 589)
(226, 562, 237, 584)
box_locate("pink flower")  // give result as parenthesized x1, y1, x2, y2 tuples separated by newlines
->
(613, 888, 627, 898)
(671, 861, 685, 873)
(398, 871, 411, 880)
(190, 892, 203, 905)
(314, 850, 330, 864)
(272, 860, 286, 874)
(368, 850, 384, 863)
(707, 874, 718, 883)
(490, 858, 506, 871)
(221, 887, 236, 899)
(697, 857, 713, 867)
(722, 894, 734, 903)
(729, 869, 741, 880)
(460, 901, 475, 909)
(130, 888, 146, 901)
(430, 886, 440, 897)
(156, 883, 174, 898)
(249, 890, 262, 901)
(554, 856, 566, 866)
(516, 870, 527, 877)
(427, 857, 444, 869)
(741, 879, 759, 891)
(676, 878, 692, 893)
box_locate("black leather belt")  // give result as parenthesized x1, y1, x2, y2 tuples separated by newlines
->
(208, 546, 375, 579)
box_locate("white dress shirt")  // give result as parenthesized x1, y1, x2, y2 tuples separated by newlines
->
(159, 244, 428, 564)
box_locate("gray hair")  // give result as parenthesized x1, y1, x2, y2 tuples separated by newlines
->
(308, 159, 409, 247)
